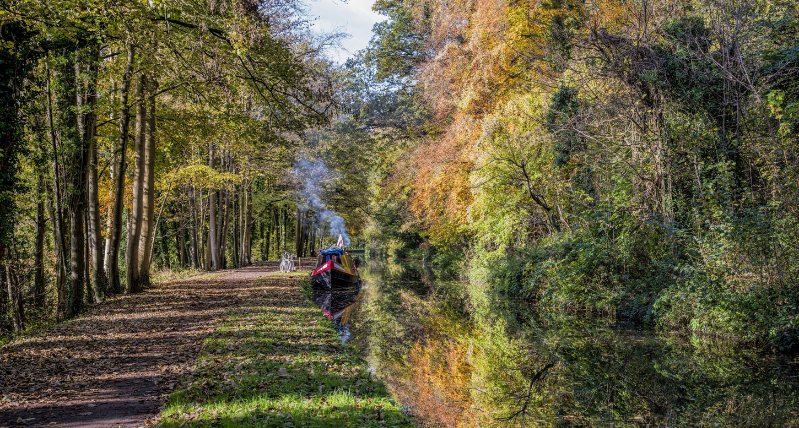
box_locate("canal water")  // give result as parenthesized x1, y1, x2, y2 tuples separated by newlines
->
(311, 259, 799, 427)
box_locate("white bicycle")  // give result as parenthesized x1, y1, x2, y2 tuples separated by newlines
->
(279, 252, 295, 272)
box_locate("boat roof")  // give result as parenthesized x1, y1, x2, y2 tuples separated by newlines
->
(320, 248, 346, 256)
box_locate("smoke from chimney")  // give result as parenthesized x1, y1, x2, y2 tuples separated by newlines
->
(294, 158, 351, 246)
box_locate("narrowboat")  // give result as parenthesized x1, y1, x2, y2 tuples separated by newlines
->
(310, 245, 360, 290)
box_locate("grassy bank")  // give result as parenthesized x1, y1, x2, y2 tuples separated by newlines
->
(158, 274, 413, 427)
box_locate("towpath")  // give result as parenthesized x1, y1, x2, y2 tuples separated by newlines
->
(0, 264, 281, 428)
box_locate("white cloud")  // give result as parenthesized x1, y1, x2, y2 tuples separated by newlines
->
(307, 0, 384, 62)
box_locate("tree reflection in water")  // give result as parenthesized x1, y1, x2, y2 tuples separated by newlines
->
(317, 260, 799, 427)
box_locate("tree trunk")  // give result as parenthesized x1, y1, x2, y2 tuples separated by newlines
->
(56, 48, 87, 319)
(201, 187, 209, 270)
(46, 59, 69, 316)
(126, 74, 146, 293)
(83, 44, 105, 302)
(190, 186, 200, 268)
(4, 253, 24, 334)
(220, 186, 231, 269)
(261, 217, 272, 261)
(178, 223, 187, 268)
(108, 43, 134, 295)
(156, 219, 169, 270)
(281, 206, 287, 253)
(33, 173, 47, 309)
(241, 185, 252, 266)
(83, 208, 93, 304)
(0, 261, 6, 330)
(0, 259, 6, 332)
(103, 170, 113, 271)
(46, 184, 67, 319)
(208, 145, 221, 271)
(295, 208, 302, 257)
(232, 186, 240, 268)
(137, 78, 157, 286)
(269, 206, 277, 260)
(308, 223, 314, 256)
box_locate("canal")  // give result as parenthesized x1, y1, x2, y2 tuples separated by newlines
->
(311, 259, 799, 427)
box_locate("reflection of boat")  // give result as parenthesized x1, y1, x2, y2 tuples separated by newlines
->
(311, 288, 359, 324)
(310, 246, 360, 290)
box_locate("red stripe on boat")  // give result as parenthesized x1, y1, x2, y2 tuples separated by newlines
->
(312, 261, 332, 276)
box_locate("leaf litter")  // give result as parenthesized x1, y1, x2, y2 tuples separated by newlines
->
(0, 263, 283, 427)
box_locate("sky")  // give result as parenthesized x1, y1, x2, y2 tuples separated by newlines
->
(305, 0, 384, 62)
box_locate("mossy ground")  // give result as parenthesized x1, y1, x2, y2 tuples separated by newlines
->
(158, 275, 413, 427)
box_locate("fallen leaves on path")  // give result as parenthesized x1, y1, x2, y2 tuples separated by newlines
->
(0, 264, 287, 428)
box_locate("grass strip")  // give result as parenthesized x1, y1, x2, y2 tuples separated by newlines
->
(158, 274, 414, 427)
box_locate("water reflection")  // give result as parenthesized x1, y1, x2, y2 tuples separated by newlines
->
(311, 288, 360, 344)
(343, 259, 799, 427)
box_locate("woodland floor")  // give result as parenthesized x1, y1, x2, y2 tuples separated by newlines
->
(0, 262, 290, 428)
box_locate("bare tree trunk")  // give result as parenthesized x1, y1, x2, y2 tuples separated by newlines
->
(137, 78, 157, 285)
(45, 59, 68, 314)
(269, 206, 277, 260)
(83, 208, 92, 304)
(240, 184, 252, 266)
(83, 44, 105, 302)
(261, 217, 271, 261)
(216, 152, 229, 268)
(46, 184, 66, 319)
(190, 186, 200, 268)
(66, 137, 86, 317)
(103, 162, 113, 270)
(0, 259, 6, 328)
(126, 74, 146, 293)
(108, 43, 134, 295)
(208, 145, 220, 271)
(220, 186, 231, 268)
(33, 173, 47, 309)
(178, 223, 187, 268)
(295, 208, 301, 257)
(231, 186, 240, 268)
(281, 206, 287, 252)
(5, 252, 24, 334)
(54, 47, 87, 319)
(310, 223, 317, 256)
(200, 187, 209, 270)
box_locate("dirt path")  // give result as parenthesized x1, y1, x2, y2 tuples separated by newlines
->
(0, 263, 287, 428)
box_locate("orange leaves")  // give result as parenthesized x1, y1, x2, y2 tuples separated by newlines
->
(401, 0, 636, 245)
(401, 115, 478, 245)
(394, 336, 474, 427)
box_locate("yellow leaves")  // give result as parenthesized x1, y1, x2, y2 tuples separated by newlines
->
(162, 164, 242, 190)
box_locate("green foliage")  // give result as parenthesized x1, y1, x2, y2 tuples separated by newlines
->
(0, 21, 39, 249)
(367, 0, 430, 81)
(545, 85, 581, 167)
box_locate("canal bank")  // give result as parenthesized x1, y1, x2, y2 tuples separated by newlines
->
(157, 272, 413, 427)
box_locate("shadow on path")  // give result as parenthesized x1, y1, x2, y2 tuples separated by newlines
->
(0, 264, 280, 428)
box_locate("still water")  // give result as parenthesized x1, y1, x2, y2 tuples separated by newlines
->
(311, 260, 799, 427)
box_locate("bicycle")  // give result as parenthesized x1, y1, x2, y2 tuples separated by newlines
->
(279, 252, 295, 272)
